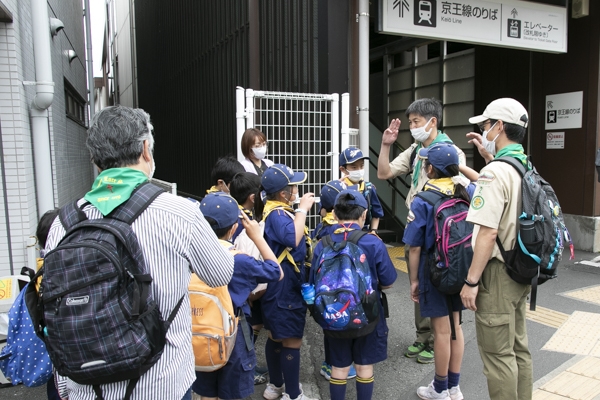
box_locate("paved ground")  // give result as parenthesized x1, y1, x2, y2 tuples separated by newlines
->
(2, 248, 600, 400)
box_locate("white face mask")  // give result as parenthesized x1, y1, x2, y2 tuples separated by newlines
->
(147, 158, 156, 180)
(252, 145, 267, 160)
(482, 122, 499, 155)
(410, 118, 433, 142)
(346, 169, 364, 183)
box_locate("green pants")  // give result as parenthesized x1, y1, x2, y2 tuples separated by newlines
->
(475, 259, 533, 400)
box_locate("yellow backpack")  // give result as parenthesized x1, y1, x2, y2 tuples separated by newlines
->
(189, 241, 239, 371)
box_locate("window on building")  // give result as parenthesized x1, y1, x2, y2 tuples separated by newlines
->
(64, 80, 87, 126)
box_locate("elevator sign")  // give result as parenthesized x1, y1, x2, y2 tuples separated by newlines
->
(379, 0, 567, 53)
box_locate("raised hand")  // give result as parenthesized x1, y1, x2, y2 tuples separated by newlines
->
(382, 118, 401, 145)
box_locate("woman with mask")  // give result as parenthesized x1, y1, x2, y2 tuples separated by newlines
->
(339, 147, 383, 234)
(240, 128, 274, 176)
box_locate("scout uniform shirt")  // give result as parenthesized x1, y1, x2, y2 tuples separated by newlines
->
(466, 161, 523, 262)
(388, 141, 466, 208)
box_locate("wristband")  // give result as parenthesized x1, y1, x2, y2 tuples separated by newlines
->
(464, 278, 479, 288)
(295, 208, 307, 215)
(369, 229, 378, 234)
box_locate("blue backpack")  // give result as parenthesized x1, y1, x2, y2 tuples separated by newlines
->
(0, 281, 53, 387)
(310, 230, 380, 338)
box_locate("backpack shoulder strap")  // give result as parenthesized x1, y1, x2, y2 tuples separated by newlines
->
(58, 200, 89, 231)
(108, 182, 166, 225)
(321, 234, 334, 249)
(490, 156, 527, 178)
(347, 230, 368, 245)
(416, 189, 446, 207)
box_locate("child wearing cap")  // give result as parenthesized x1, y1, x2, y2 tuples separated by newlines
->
(311, 189, 397, 400)
(402, 143, 475, 400)
(191, 193, 283, 400)
(311, 180, 359, 382)
(339, 148, 383, 234)
(254, 164, 317, 400)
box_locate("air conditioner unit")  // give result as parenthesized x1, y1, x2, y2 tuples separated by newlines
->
(572, 0, 589, 19)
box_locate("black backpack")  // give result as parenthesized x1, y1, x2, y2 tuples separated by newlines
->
(36, 182, 184, 400)
(492, 157, 573, 311)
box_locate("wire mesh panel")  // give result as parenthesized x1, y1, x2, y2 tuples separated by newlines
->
(245, 90, 339, 230)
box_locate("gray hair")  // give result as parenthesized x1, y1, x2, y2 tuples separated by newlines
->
(406, 98, 442, 124)
(86, 105, 155, 170)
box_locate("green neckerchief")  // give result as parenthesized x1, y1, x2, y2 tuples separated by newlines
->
(423, 177, 455, 196)
(84, 168, 148, 216)
(494, 144, 529, 169)
(412, 131, 453, 188)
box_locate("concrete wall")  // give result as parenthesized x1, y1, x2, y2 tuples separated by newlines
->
(564, 214, 600, 253)
(0, 0, 92, 276)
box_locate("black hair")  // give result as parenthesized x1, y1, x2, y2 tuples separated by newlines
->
(210, 156, 245, 185)
(406, 98, 442, 124)
(333, 193, 366, 221)
(255, 185, 293, 221)
(204, 216, 235, 239)
(487, 118, 526, 144)
(230, 172, 261, 206)
(37, 208, 59, 248)
(424, 161, 471, 203)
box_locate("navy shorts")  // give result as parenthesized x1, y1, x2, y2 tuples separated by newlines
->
(261, 263, 307, 339)
(327, 317, 389, 367)
(192, 321, 255, 399)
(419, 278, 464, 318)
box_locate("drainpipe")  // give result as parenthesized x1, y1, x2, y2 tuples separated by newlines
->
(30, 0, 56, 217)
(84, 0, 94, 120)
(358, 0, 370, 181)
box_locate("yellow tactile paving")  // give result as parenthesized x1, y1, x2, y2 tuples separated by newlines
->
(562, 285, 600, 306)
(387, 246, 407, 273)
(542, 311, 600, 355)
(526, 305, 570, 328)
(534, 357, 600, 400)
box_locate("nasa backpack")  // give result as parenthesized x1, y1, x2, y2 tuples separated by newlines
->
(310, 230, 379, 338)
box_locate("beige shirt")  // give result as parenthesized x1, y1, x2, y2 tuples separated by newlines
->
(388, 140, 466, 208)
(466, 160, 523, 262)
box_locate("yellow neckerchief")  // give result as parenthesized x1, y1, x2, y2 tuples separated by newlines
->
(423, 177, 455, 196)
(238, 204, 253, 219)
(333, 223, 358, 241)
(207, 186, 221, 194)
(342, 177, 364, 192)
(262, 200, 306, 273)
(323, 211, 337, 226)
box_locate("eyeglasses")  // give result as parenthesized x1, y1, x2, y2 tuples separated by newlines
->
(477, 120, 491, 133)
(251, 142, 267, 149)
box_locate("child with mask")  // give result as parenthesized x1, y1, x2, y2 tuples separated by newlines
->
(254, 164, 317, 400)
(339, 147, 383, 234)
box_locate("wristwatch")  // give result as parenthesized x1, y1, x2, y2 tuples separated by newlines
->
(464, 278, 479, 288)
(369, 229, 378, 234)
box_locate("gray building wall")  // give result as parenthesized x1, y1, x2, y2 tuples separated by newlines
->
(0, 0, 92, 276)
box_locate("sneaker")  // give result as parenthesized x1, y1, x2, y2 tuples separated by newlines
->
(281, 389, 318, 400)
(347, 364, 357, 379)
(320, 361, 331, 380)
(417, 347, 435, 364)
(448, 385, 464, 400)
(417, 381, 451, 400)
(405, 342, 427, 358)
(254, 369, 269, 385)
(263, 383, 285, 400)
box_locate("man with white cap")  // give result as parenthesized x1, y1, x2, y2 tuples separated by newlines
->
(460, 98, 532, 400)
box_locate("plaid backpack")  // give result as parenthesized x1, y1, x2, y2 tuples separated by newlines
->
(492, 156, 574, 310)
(36, 183, 184, 400)
(416, 190, 474, 296)
(310, 230, 380, 338)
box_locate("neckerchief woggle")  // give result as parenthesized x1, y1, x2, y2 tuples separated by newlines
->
(412, 132, 453, 188)
(84, 168, 148, 216)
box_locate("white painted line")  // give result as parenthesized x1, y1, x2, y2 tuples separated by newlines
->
(577, 260, 600, 268)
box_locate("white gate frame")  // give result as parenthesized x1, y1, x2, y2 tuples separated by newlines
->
(236, 87, 350, 228)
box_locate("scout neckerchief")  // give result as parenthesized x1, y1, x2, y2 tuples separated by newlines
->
(84, 168, 148, 216)
(238, 204, 253, 219)
(207, 186, 221, 194)
(262, 200, 305, 273)
(412, 132, 453, 188)
(423, 177, 455, 196)
(341, 177, 364, 192)
(219, 239, 235, 251)
(494, 144, 529, 169)
(333, 223, 356, 241)
(323, 211, 337, 226)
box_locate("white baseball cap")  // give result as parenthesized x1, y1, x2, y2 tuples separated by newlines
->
(469, 98, 529, 128)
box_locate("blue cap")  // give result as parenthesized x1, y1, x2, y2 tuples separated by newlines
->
(418, 143, 459, 175)
(335, 189, 368, 209)
(261, 164, 307, 194)
(320, 180, 348, 211)
(200, 193, 240, 229)
(339, 147, 369, 166)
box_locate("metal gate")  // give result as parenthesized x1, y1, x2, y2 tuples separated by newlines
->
(236, 87, 349, 229)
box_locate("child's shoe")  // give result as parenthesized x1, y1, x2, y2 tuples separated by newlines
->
(347, 364, 357, 379)
(263, 383, 285, 399)
(281, 389, 318, 400)
(319, 361, 331, 380)
(448, 385, 464, 400)
(417, 381, 451, 400)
